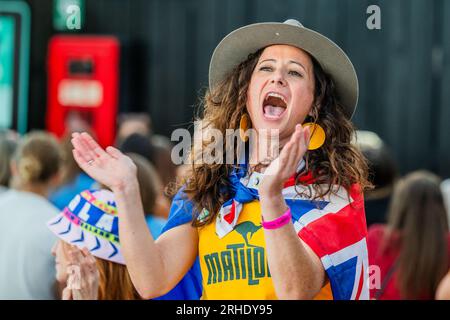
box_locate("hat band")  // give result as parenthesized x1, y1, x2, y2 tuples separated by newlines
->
(62, 208, 120, 244)
(80, 190, 118, 215)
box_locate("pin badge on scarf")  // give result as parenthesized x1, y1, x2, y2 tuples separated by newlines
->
(198, 208, 210, 223)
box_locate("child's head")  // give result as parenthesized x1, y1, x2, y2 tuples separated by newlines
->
(11, 131, 63, 188)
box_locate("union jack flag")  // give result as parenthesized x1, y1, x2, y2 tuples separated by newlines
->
(216, 171, 369, 300)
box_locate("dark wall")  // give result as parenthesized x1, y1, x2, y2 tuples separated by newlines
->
(25, 0, 450, 178)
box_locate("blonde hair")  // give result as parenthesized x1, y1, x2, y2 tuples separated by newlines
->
(14, 131, 63, 185)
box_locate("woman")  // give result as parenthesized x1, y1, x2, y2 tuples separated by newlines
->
(48, 189, 141, 300)
(49, 134, 96, 210)
(119, 134, 172, 219)
(0, 131, 62, 299)
(356, 130, 398, 226)
(71, 19, 370, 300)
(0, 132, 18, 195)
(368, 171, 450, 300)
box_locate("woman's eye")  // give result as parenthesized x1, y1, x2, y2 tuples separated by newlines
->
(260, 66, 273, 72)
(289, 70, 303, 77)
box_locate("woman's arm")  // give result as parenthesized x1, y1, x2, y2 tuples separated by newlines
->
(259, 125, 325, 299)
(71, 132, 197, 299)
(259, 192, 325, 299)
(115, 180, 198, 298)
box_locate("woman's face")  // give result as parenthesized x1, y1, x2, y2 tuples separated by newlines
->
(51, 240, 69, 284)
(246, 44, 315, 143)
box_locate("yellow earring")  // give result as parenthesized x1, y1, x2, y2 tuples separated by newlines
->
(302, 122, 326, 150)
(239, 114, 250, 142)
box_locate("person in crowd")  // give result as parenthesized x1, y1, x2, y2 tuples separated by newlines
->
(0, 131, 18, 195)
(368, 171, 450, 300)
(86, 153, 197, 300)
(355, 130, 398, 226)
(115, 113, 152, 147)
(116, 113, 178, 197)
(119, 133, 157, 166)
(123, 153, 167, 238)
(0, 131, 63, 299)
(441, 178, 450, 228)
(71, 19, 371, 300)
(150, 134, 178, 197)
(116, 113, 177, 205)
(64, 111, 93, 135)
(119, 134, 171, 219)
(48, 189, 141, 300)
(49, 134, 97, 210)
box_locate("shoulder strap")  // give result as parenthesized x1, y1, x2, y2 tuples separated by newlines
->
(374, 260, 399, 300)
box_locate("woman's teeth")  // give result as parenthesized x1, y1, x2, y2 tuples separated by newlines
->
(266, 92, 287, 103)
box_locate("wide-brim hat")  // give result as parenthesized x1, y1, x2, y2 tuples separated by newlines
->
(47, 189, 124, 265)
(209, 19, 358, 119)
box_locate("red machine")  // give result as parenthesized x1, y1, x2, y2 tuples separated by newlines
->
(46, 36, 120, 147)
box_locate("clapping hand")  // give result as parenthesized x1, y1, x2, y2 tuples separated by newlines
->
(71, 132, 137, 192)
(62, 246, 99, 300)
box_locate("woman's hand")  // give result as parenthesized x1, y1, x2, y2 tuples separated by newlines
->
(259, 124, 310, 197)
(71, 132, 137, 192)
(62, 246, 99, 300)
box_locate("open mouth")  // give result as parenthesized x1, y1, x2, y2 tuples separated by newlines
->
(262, 92, 288, 120)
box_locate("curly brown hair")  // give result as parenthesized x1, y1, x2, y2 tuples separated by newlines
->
(170, 47, 371, 227)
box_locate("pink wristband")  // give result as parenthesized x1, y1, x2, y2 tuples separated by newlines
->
(261, 208, 292, 230)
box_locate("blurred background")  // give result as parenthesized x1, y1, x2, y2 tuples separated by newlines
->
(0, 0, 448, 177)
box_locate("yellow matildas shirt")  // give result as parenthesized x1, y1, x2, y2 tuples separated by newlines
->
(198, 200, 333, 300)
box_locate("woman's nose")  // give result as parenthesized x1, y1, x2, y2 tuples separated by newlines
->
(270, 72, 286, 86)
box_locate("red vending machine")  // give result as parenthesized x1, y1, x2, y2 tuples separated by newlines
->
(46, 36, 120, 147)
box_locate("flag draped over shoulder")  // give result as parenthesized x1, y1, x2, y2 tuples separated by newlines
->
(158, 166, 369, 300)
